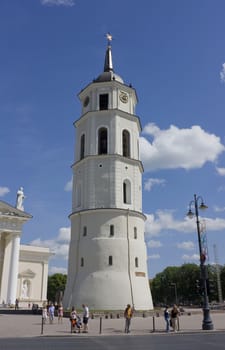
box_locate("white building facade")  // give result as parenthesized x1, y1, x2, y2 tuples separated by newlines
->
(63, 40, 153, 310)
(0, 200, 51, 307)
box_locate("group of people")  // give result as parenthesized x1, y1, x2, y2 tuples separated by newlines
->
(42, 302, 89, 332)
(164, 304, 180, 332)
(70, 304, 89, 333)
(42, 303, 64, 324)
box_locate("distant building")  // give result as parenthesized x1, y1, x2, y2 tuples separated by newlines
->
(0, 199, 51, 307)
(63, 38, 153, 310)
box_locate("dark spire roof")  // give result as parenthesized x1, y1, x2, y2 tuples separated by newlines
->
(94, 34, 123, 83)
(104, 45, 113, 72)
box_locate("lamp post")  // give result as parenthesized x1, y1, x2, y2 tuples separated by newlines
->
(170, 283, 178, 306)
(187, 194, 214, 330)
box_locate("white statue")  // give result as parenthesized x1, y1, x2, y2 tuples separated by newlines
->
(21, 281, 28, 298)
(16, 187, 25, 211)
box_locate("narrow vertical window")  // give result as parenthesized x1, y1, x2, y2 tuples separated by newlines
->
(135, 257, 138, 268)
(134, 227, 137, 239)
(123, 180, 131, 204)
(81, 257, 84, 267)
(83, 226, 87, 236)
(110, 225, 114, 236)
(99, 94, 108, 110)
(80, 134, 85, 160)
(98, 127, 108, 154)
(122, 130, 130, 157)
(109, 256, 113, 266)
(123, 182, 127, 203)
(77, 184, 81, 207)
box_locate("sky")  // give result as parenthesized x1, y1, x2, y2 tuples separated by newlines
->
(1, 0, 225, 279)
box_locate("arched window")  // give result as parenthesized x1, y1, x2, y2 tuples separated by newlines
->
(123, 180, 131, 204)
(135, 257, 139, 268)
(134, 227, 137, 239)
(98, 127, 108, 154)
(80, 134, 85, 160)
(122, 130, 130, 157)
(109, 256, 113, 266)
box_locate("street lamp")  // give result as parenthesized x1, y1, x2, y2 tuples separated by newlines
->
(170, 282, 178, 305)
(186, 194, 214, 330)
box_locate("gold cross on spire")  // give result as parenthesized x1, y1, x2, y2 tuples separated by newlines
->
(106, 32, 113, 45)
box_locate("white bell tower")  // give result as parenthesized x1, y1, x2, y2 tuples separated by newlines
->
(63, 36, 153, 310)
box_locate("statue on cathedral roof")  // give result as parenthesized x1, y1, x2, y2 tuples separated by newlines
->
(16, 187, 25, 211)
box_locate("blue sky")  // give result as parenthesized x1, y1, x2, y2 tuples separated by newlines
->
(1, 0, 225, 278)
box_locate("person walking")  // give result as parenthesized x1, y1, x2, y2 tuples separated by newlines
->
(58, 304, 64, 323)
(124, 304, 133, 333)
(82, 304, 89, 333)
(170, 304, 179, 332)
(164, 306, 170, 332)
(42, 304, 48, 324)
(48, 303, 55, 324)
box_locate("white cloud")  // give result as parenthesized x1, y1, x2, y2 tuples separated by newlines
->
(144, 178, 166, 191)
(220, 63, 225, 83)
(41, 0, 75, 6)
(148, 254, 160, 260)
(30, 226, 70, 261)
(182, 254, 199, 261)
(145, 209, 225, 237)
(140, 123, 225, 172)
(0, 187, 10, 197)
(145, 210, 194, 237)
(214, 206, 225, 213)
(58, 227, 71, 242)
(216, 167, 225, 176)
(49, 266, 67, 275)
(176, 241, 195, 251)
(64, 178, 72, 192)
(147, 240, 162, 248)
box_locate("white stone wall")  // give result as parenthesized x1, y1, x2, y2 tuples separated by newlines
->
(64, 210, 153, 310)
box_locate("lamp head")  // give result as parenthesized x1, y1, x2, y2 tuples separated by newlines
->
(187, 209, 194, 219)
(199, 201, 208, 210)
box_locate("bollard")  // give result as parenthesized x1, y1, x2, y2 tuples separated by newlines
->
(152, 315, 155, 333)
(177, 317, 180, 331)
(99, 316, 102, 334)
(41, 317, 44, 335)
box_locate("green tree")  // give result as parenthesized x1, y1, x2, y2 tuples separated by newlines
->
(47, 273, 67, 303)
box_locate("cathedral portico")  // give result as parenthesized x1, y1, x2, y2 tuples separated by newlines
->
(0, 194, 51, 307)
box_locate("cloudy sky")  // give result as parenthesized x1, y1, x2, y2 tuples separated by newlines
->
(1, 0, 225, 278)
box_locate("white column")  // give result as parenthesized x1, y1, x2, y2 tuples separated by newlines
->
(7, 234, 21, 304)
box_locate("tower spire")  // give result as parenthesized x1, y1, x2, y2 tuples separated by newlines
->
(104, 33, 113, 72)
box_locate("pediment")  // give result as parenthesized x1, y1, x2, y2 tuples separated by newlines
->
(0, 200, 32, 219)
(18, 268, 36, 279)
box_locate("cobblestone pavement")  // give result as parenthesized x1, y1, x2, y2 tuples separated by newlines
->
(0, 310, 224, 338)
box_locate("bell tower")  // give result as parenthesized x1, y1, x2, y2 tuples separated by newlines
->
(63, 36, 153, 310)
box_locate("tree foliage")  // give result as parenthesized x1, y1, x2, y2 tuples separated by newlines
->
(47, 273, 67, 303)
(150, 263, 222, 306)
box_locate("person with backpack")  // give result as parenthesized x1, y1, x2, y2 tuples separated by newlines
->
(124, 304, 133, 333)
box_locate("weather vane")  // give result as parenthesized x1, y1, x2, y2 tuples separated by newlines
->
(106, 32, 113, 45)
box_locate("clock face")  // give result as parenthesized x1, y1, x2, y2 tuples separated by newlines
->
(119, 91, 128, 103)
(83, 96, 90, 107)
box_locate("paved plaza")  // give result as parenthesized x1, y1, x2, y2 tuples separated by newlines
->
(0, 310, 224, 338)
